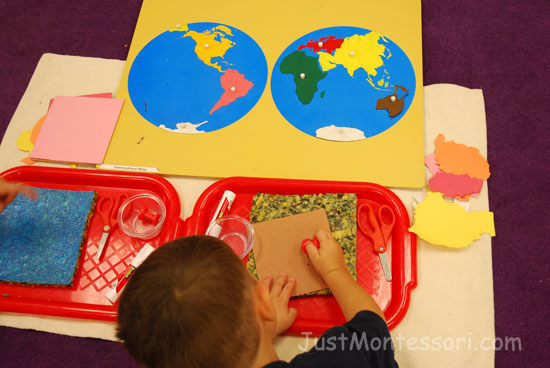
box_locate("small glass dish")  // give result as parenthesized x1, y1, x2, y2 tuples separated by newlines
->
(118, 193, 166, 239)
(206, 215, 255, 259)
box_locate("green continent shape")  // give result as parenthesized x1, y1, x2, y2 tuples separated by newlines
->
(280, 51, 327, 105)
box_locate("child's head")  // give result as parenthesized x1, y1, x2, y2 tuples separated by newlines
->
(116, 236, 261, 368)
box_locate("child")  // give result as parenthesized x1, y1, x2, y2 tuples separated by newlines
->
(117, 229, 398, 367)
(0, 178, 37, 213)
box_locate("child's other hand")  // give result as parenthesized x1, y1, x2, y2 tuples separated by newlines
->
(261, 274, 298, 338)
(305, 229, 347, 279)
(0, 179, 38, 213)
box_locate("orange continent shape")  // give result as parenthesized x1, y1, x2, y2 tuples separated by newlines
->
(434, 134, 490, 180)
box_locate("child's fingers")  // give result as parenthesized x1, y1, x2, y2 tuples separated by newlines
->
(288, 307, 298, 323)
(279, 278, 296, 301)
(316, 229, 334, 247)
(305, 241, 320, 259)
(2, 192, 17, 207)
(0, 184, 36, 209)
(260, 275, 273, 288)
(18, 186, 38, 200)
(270, 273, 288, 296)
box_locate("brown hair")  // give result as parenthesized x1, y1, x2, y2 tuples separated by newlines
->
(116, 236, 260, 368)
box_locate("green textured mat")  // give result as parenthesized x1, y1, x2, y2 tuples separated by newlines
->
(247, 193, 357, 296)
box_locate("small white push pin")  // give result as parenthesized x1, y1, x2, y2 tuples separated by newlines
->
(176, 24, 181, 29)
(230, 86, 236, 93)
(390, 95, 396, 102)
(300, 73, 306, 80)
(350, 51, 355, 57)
(204, 43, 210, 49)
(318, 41, 323, 48)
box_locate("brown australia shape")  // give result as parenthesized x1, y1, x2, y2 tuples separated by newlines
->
(376, 85, 409, 118)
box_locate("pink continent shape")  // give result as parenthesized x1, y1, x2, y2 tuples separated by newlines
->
(428, 171, 483, 199)
(425, 153, 441, 175)
(209, 69, 253, 115)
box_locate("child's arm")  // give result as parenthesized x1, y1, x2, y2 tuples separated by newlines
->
(0, 178, 37, 213)
(305, 229, 385, 321)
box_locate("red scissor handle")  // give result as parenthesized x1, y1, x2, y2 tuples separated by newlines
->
(377, 205, 395, 245)
(111, 193, 129, 226)
(358, 203, 395, 254)
(97, 193, 129, 231)
(301, 237, 320, 254)
(97, 195, 115, 232)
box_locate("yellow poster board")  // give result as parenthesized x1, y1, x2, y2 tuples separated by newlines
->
(103, 0, 424, 187)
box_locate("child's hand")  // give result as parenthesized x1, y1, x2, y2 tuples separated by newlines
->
(261, 274, 298, 338)
(307, 230, 386, 321)
(0, 179, 37, 213)
(305, 229, 347, 279)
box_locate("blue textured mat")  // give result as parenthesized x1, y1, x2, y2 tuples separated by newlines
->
(0, 188, 96, 285)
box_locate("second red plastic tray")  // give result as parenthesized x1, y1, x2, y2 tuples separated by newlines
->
(184, 177, 417, 334)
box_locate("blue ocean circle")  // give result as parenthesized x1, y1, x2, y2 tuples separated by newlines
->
(271, 26, 416, 141)
(128, 23, 268, 133)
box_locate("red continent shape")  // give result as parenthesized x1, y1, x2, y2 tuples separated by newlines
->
(298, 36, 345, 54)
(209, 69, 254, 115)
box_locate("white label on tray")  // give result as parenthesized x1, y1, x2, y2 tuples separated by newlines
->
(98, 164, 160, 173)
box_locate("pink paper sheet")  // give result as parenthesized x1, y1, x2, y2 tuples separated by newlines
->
(30, 96, 124, 164)
(20, 93, 113, 164)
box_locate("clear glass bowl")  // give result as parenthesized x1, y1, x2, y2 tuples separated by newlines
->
(206, 215, 255, 259)
(118, 193, 166, 239)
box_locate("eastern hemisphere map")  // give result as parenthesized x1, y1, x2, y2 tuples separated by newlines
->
(127, 23, 268, 133)
(271, 26, 416, 141)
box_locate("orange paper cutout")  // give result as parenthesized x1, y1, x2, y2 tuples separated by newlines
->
(30, 114, 47, 143)
(434, 134, 490, 180)
(19, 114, 46, 164)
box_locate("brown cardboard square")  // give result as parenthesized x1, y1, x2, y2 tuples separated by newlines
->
(252, 209, 331, 296)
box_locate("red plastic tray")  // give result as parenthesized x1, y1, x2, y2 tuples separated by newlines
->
(184, 177, 417, 335)
(0, 166, 183, 321)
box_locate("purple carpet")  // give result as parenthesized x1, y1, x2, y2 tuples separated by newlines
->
(1, 0, 548, 367)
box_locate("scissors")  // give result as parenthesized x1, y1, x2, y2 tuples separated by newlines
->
(357, 203, 395, 281)
(95, 193, 129, 260)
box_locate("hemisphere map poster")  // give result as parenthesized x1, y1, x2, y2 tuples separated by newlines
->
(103, 0, 424, 187)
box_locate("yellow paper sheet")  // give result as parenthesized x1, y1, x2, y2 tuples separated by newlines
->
(103, 0, 424, 187)
(409, 191, 495, 248)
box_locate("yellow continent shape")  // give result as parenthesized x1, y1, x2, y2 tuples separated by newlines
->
(409, 191, 495, 248)
(16, 129, 34, 152)
(317, 32, 388, 89)
(184, 29, 234, 72)
(215, 25, 233, 36)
